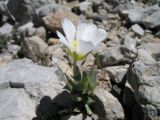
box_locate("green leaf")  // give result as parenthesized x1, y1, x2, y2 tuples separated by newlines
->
(85, 70, 97, 95)
(89, 69, 97, 82)
(86, 83, 94, 95)
(66, 79, 74, 92)
(67, 49, 86, 61)
(85, 104, 92, 115)
(81, 72, 90, 93)
(72, 95, 82, 102)
(86, 97, 95, 105)
(73, 80, 82, 92)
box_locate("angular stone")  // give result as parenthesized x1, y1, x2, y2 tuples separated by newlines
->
(61, 114, 92, 120)
(43, 8, 79, 32)
(35, 27, 46, 41)
(44, 45, 72, 77)
(79, 1, 93, 16)
(138, 43, 160, 61)
(18, 22, 34, 33)
(86, 0, 103, 5)
(0, 23, 13, 38)
(131, 24, 144, 36)
(21, 36, 48, 62)
(104, 65, 129, 84)
(0, 58, 66, 101)
(0, 1, 10, 16)
(0, 88, 35, 120)
(128, 60, 160, 119)
(100, 47, 133, 66)
(7, 44, 21, 56)
(137, 49, 155, 62)
(94, 89, 125, 120)
(143, 10, 160, 29)
(47, 38, 60, 45)
(121, 4, 160, 29)
(7, 0, 56, 24)
(122, 35, 137, 54)
(0, 52, 13, 67)
(121, 8, 143, 22)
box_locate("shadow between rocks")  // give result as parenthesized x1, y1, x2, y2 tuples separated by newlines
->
(91, 95, 107, 120)
(32, 90, 73, 120)
(32, 90, 107, 120)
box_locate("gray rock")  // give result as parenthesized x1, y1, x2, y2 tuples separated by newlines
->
(79, 1, 93, 16)
(107, 40, 121, 47)
(94, 89, 125, 120)
(34, 3, 60, 25)
(128, 60, 160, 120)
(141, 33, 160, 43)
(35, 27, 46, 41)
(137, 49, 156, 62)
(122, 9, 143, 22)
(143, 10, 160, 29)
(61, 114, 92, 120)
(131, 24, 144, 36)
(18, 22, 34, 33)
(0, 23, 13, 38)
(86, 0, 103, 5)
(0, 58, 66, 101)
(122, 35, 137, 54)
(7, 44, 21, 57)
(0, 1, 10, 16)
(0, 88, 35, 120)
(18, 22, 36, 39)
(155, 31, 160, 38)
(100, 46, 134, 66)
(0, 52, 13, 67)
(121, 4, 160, 29)
(36, 4, 59, 18)
(138, 43, 160, 61)
(121, 7, 143, 23)
(104, 65, 129, 84)
(21, 36, 48, 63)
(100, 47, 124, 66)
(44, 45, 72, 77)
(123, 82, 144, 120)
(106, 0, 129, 8)
(7, 0, 56, 24)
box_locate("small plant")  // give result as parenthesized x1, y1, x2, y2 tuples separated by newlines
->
(56, 18, 108, 115)
(0, 36, 7, 51)
(12, 22, 21, 45)
(66, 67, 97, 114)
(145, 0, 156, 4)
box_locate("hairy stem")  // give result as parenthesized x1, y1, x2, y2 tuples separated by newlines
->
(73, 59, 77, 78)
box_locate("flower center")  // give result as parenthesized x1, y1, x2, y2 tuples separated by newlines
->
(72, 40, 79, 50)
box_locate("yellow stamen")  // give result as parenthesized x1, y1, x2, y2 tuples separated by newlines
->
(72, 40, 79, 50)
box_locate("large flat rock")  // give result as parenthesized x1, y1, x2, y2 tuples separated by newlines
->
(0, 58, 66, 101)
(128, 60, 160, 119)
(0, 58, 67, 120)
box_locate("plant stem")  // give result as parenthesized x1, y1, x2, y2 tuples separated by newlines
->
(73, 59, 77, 78)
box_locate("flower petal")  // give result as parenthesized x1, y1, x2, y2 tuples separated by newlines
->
(76, 22, 97, 42)
(76, 22, 107, 46)
(56, 31, 69, 46)
(76, 22, 87, 41)
(91, 28, 108, 46)
(77, 40, 94, 55)
(62, 18, 76, 44)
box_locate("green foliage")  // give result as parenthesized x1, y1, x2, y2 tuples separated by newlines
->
(0, 36, 7, 51)
(142, 0, 156, 5)
(12, 22, 21, 45)
(94, 53, 103, 68)
(66, 68, 97, 115)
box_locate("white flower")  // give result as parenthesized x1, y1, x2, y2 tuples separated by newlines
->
(56, 18, 108, 60)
